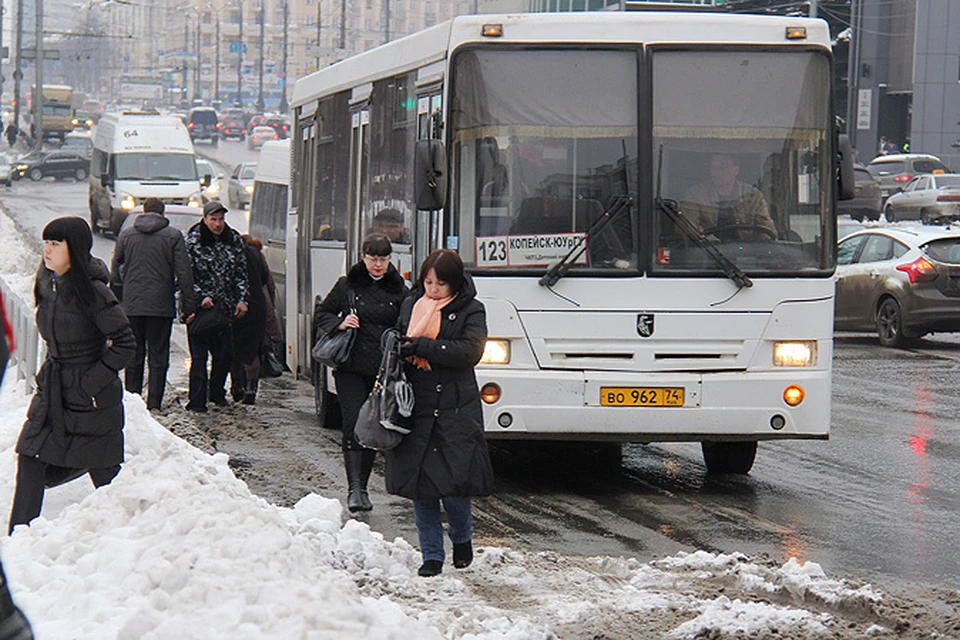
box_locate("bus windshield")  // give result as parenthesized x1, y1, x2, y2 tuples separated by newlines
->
(451, 47, 834, 276)
(653, 49, 834, 275)
(451, 48, 639, 272)
(114, 153, 198, 181)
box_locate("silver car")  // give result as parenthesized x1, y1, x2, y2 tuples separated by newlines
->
(228, 162, 257, 209)
(835, 227, 960, 347)
(866, 153, 952, 202)
(883, 173, 960, 224)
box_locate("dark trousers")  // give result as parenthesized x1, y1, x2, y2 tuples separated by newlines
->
(334, 369, 376, 451)
(187, 326, 233, 410)
(125, 315, 174, 410)
(8, 455, 120, 534)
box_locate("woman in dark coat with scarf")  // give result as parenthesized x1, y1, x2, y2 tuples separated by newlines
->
(313, 233, 408, 513)
(9, 217, 136, 534)
(385, 249, 494, 577)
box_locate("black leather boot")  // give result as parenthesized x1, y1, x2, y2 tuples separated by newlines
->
(344, 450, 368, 513)
(358, 449, 375, 511)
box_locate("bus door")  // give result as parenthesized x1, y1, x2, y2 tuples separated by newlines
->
(416, 90, 444, 271)
(347, 106, 370, 264)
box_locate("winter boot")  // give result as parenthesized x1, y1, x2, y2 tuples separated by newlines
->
(358, 449, 376, 511)
(453, 541, 473, 569)
(344, 450, 369, 513)
(242, 379, 258, 405)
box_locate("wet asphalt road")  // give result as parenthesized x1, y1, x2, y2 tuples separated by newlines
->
(4, 171, 959, 593)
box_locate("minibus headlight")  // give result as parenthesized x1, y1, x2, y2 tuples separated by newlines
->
(187, 193, 202, 208)
(119, 194, 136, 211)
(773, 341, 817, 367)
(206, 182, 221, 195)
(245, 184, 255, 194)
(480, 339, 510, 365)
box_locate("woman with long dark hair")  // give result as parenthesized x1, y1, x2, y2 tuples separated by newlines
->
(385, 249, 494, 577)
(8, 217, 136, 534)
(313, 233, 408, 512)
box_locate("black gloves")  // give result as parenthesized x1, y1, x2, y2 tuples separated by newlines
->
(399, 337, 423, 358)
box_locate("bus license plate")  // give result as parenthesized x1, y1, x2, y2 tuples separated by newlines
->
(600, 387, 685, 407)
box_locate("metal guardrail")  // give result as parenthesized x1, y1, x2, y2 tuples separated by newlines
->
(1, 278, 43, 394)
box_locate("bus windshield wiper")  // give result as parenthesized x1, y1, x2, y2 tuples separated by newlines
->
(539, 195, 633, 287)
(655, 145, 752, 289)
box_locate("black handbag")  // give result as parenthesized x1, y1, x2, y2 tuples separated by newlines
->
(260, 341, 285, 378)
(355, 329, 415, 451)
(188, 300, 231, 338)
(312, 288, 356, 369)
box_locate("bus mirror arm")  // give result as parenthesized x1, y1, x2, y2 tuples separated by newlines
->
(539, 195, 632, 287)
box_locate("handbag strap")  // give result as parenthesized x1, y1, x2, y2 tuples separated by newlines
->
(347, 287, 356, 315)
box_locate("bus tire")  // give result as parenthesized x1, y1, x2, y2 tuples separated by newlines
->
(312, 362, 342, 430)
(701, 441, 757, 475)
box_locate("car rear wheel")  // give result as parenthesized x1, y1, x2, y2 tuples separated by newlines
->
(75, 167, 87, 181)
(883, 204, 895, 222)
(876, 297, 914, 348)
(701, 441, 757, 475)
(920, 209, 934, 225)
(29, 168, 43, 181)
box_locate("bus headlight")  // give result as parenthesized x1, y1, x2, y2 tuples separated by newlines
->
(773, 341, 816, 367)
(480, 339, 510, 365)
(119, 194, 136, 211)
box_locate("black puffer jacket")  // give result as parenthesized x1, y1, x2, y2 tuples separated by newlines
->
(17, 258, 136, 469)
(383, 275, 494, 500)
(109, 212, 196, 319)
(312, 262, 408, 377)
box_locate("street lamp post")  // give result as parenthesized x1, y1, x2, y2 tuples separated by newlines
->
(235, 0, 243, 108)
(278, 0, 288, 113)
(255, 3, 263, 112)
(205, 0, 230, 104)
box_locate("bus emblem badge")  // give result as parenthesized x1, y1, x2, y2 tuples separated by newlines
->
(637, 314, 654, 337)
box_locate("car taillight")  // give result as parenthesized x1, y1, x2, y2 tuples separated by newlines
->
(187, 122, 194, 128)
(896, 256, 938, 283)
(937, 194, 960, 202)
(893, 174, 912, 183)
(282, 125, 289, 131)
(216, 123, 222, 129)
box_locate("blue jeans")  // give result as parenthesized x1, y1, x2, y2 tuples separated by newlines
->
(412, 496, 473, 563)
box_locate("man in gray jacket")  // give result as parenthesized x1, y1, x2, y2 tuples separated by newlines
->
(110, 197, 195, 410)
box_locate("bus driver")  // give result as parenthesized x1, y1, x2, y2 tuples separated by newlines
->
(681, 153, 777, 241)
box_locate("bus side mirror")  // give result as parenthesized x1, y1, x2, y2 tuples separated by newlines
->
(837, 134, 855, 201)
(415, 139, 446, 210)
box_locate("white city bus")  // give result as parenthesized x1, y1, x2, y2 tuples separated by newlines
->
(289, 11, 854, 473)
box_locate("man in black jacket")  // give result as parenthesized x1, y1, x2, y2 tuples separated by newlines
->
(110, 197, 196, 410)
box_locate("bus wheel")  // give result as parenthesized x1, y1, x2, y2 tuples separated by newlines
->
(701, 441, 757, 475)
(312, 362, 342, 430)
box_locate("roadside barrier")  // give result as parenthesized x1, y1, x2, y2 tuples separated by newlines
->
(1, 278, 42, 394)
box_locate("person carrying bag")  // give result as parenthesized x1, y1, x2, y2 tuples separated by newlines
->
(383, 249, 493, 578)
(311, 289, 356, 368)
(312, 233, 408, 513)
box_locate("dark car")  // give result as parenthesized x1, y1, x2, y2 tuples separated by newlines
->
(187, 106, 221, 145)
(883, 173, 960, 224)
(867, 153, 952, 202)
(837, 165, 882, 222)
(219, 110, 247, 140)
(13, 150, 89, 181)
(835, 227, 960, 347)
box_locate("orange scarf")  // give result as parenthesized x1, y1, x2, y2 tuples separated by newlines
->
(405, 293, 455, 370)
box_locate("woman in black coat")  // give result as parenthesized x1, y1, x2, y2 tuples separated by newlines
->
(313, 234, 408, 513)
(9, 217, 136, 534)
(385, 249, 494, 577)
(230, 234, 270, 405)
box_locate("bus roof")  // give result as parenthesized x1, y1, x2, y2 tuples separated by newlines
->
(254, 139, 291, 186)
(292, 12, 831, 108)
